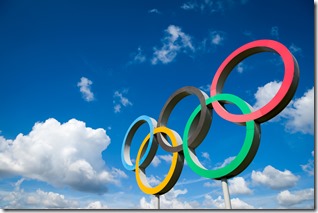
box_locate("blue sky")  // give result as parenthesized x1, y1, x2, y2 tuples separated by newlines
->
(0, 0, 314, 209)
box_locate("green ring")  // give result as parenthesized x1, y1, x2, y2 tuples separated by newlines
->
(182, 93, 260, 179)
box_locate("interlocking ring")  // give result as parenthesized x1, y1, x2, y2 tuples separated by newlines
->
(121, 39, 299, 196)
(122, 115, 158, 171)
(210, 39, 299, 123)
(135, 127, 184, 195)
(183, 93, 260, 180)
(157, 86, 212, 152)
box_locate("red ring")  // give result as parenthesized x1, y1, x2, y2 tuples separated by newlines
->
(210, 39, 299, 123)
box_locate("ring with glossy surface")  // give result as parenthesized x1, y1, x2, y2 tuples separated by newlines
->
(210, 39, 299, 123)
(183, 93, 260, 179)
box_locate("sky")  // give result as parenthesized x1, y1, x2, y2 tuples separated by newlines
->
(0, 0, 315, 209)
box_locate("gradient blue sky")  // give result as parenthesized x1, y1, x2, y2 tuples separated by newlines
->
(0, 0, 314, 209)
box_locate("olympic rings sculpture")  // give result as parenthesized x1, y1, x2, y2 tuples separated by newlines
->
(121, 40, 299, 196)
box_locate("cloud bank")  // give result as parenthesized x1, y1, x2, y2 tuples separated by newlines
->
(0, 118, 126, 194)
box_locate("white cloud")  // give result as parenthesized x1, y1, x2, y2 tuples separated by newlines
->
(148, 8, 160, 14)
(129, 47, 146, 65)
(289, 43, 302, 56)
(277, 188, 314, 207)
(251, 165, 299, 190)
(158, 154, 172, 163)
(181, 2, 197, 10)
(229, 177, 252, 195)
(152, 25, 194, 65)
(77, 77, 95, 102)
(0, 118, 126, 193)
(253, 81, 281, 110)
(140, 188, 194, 209)
(280, 87, 314, 135)
(113, 90, 133, 113)
(181, 0, 245, 13)
(199, 84, 211, 93)
(210, 31, 225, 45)
(300, 151, 314, 176)
(86, 201, 108, 209)
(203, 179, 220, 188)
(236, 62, 245, 73)
(253, 82, 314, 135)
(203, 194, 254, 209)
(270, 26, 279, 39)
(151, 156, 161, 167)
(201, 152, 210, 161)
(213, 156, 235, 169)
(147, 175, 161, 186)
(1, 180, 79, 208)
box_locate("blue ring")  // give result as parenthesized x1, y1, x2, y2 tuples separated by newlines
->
(121, 115, 157, 171)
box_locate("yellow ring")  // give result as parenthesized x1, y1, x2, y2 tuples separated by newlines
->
(135, 126, 183, 195)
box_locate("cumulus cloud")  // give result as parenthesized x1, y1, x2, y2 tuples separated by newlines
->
(253, 81, 281, 110)
(113, 90, 133, 113)
(151, 156, 161, 167)
(280, 87, 314, 134)
(140, 188, 194, 209)
(253, 82, 314, 135)
(229, 177, 252, 195)
(203, 194, 254, 209)
(0, 118, 127, 194)
(77, 77, 95, 102)
(86, 201, 108, 209)
(277, 188, 314, 207)
(152, 25, 194, 65)
(251, 165, 299, 190)
(1, 179, 79, 209)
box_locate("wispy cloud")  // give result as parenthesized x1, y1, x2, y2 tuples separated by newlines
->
(270, 26, 279, 39)
(300, 150, 314, 176)
(210, 31, 225, 45)
(199, 84, 211, 93)
(181, 0, 248, 14)
(289, 43, 303, 56)
(213, 156, 235, 169)
(201, 152, 210, 161)
(236, 62, 246, 73)
(113, 89, 133, 113)
(128, 47, 146, 65)
(152, 25, 194, 65)
(148, 8, 161, 14)
(77, 77, 95, 102)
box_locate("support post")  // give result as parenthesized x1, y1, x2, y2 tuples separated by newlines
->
(221, 178, 232, 209)
(156, 195, 160, 209)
